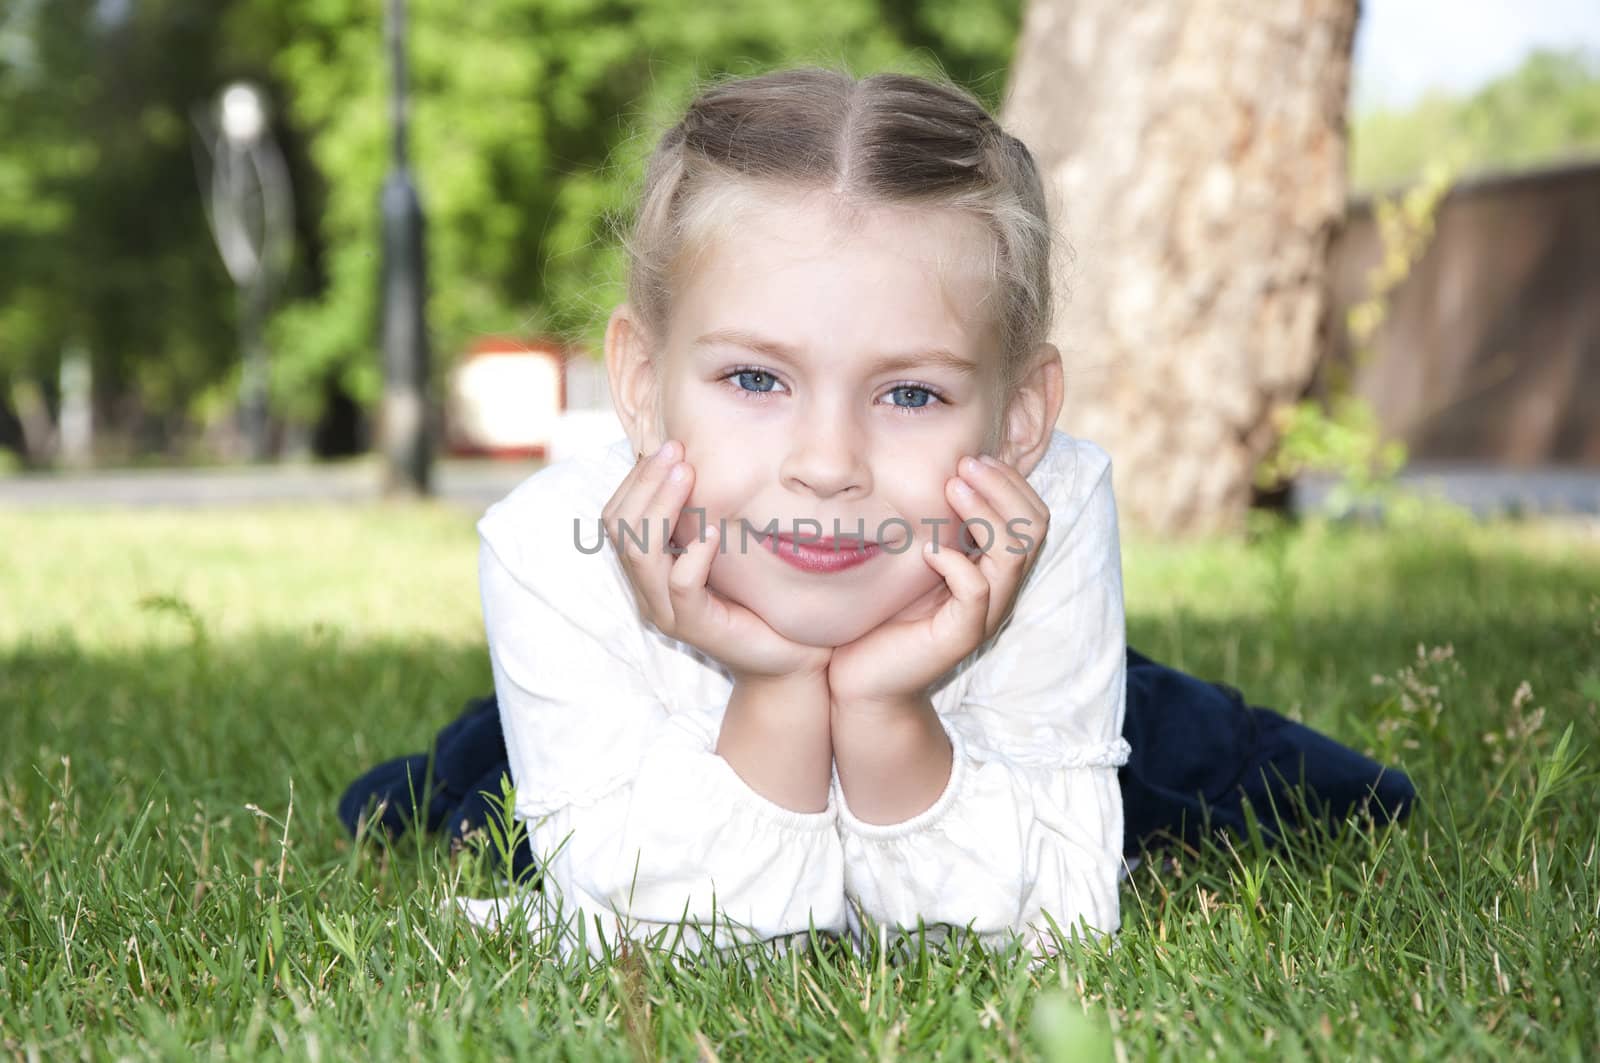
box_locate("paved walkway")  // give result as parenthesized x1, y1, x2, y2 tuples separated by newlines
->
(0, 459, 538, 515)
(2, 459, 1596, 520)
(1292, 463, 1600, 519)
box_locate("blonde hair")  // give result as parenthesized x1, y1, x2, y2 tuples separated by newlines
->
(617, 64, 1060, 401)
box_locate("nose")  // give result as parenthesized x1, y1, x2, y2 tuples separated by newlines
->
(780, 409, 870, 499)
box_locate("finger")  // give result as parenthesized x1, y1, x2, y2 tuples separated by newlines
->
(603, 441, 676, 540)
(625, 457, 697, 622)
(965, 465, 1050, 581)
(602, 441, 659, 525)
(933, 486, 1026, 638)
(639, 458, 695, 553)
(605, 443, 686, 628)
(947, 469, 1035, 610)
(945, 470, 1008, 565)
(664, 523, 722, 629)
(920, 540, 991, 647)
(603, 440, 680, 550)
(965, 454, 1050, 530)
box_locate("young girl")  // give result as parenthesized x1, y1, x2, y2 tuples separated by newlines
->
(340, 66, 1414, 964)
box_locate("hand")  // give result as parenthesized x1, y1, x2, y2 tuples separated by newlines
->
(827, 453, 1050, 712)
(602, 439, 833, 683)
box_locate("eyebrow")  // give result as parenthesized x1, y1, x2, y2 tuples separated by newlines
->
(691, 327, 981, 377)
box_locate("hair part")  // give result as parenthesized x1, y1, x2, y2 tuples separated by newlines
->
(616, 64, 1064, 404)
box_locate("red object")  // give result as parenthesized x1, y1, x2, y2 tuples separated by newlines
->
(445, 336, 570, 459)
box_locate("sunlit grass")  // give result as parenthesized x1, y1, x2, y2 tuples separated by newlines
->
(2, 504, 1597, 1058)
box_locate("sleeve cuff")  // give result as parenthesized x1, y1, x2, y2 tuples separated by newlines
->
(832, 715, 969, 840)
(706, 751, 840, 832)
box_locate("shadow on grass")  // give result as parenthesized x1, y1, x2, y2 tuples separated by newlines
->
(1, 526, 1593, 879)
(1, 535, 1591, 874)
(2, 630, 494, 853)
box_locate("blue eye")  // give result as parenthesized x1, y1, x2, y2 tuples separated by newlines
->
(721, 366, 944, 413)
(887, 385, 933, 409)
(727, 368, 783, 395)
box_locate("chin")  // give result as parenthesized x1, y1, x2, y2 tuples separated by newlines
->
(710, 573, 889, 647)
(709, 562, 943, 650)
(765, 608, 884, 649)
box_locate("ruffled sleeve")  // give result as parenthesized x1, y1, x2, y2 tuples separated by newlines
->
(474, 462, 848, 963)
(833, 438, 1129, 960)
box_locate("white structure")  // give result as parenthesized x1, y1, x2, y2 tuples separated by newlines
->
(446, 341, 623, 461)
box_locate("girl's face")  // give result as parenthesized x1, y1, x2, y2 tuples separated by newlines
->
(636, 191, 1011, 648)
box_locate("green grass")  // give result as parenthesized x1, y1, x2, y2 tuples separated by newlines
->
(2, 503, 1598, 1059)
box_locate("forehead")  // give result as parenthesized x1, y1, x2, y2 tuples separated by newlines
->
(668, 187, 999, 361)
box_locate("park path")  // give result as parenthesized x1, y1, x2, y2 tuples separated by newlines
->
(1, 460, 1596, 520)
(0, 459, 536, 516)
(1292, 464, 1599, 519)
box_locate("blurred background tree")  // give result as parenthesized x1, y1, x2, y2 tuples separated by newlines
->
(0, 0, 1024, 465)
(1005, 0, 1363, 537)
(1, 4, 1596, 470)
(1351, 47, 1600, 190)
(0, 0, 247, 462)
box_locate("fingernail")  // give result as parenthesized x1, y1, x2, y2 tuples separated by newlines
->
(655, 441, 672, 461)
(960, 456, 981, 477)
(952, 478, 974, 497)
(979, 454, 1001, 467)
(668, 463, 687, 482)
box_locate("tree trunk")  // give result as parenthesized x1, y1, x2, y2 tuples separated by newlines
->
(9, 379, 57, 468)
(1002, 0, 1360, 536)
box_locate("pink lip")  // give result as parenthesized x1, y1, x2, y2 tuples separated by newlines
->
(758, 533, 882, 574)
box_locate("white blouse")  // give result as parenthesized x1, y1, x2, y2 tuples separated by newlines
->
(466, 429, 1131, 965)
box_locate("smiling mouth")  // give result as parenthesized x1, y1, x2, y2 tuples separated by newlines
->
(753, 531, 885, 574)
(772, 534, 874, 552)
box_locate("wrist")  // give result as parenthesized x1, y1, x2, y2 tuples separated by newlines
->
(832, 685, 934, 710)
(719, 669, 834, 813)
(735, 664, 831, 693)
(829, 689, 930, 723)
(726, 669, 833, 737)
(831, 696, 954, 825)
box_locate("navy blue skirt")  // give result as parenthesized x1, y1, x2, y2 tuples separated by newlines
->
(339, 646, 1416, 884)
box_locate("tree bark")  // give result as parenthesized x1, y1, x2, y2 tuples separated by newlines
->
(9, 379, 57, 468)
(1002, 0, 1360, 536)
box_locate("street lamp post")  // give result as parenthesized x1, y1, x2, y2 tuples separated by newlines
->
(380, 0, 433, 496)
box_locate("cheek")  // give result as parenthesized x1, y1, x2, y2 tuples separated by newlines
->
(702, 542, 777, 618)
(667, 382, 758, 443)
(667, 477, 742, 553)
(902, 486, 966, 548)
(703, 549, 743, 602)
(892, 548, 946, 598)
(939, 500, 971, 547)
(668, 491, 719, 550)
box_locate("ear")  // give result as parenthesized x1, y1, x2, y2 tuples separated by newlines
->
(604, 302, 663, 457)
(995, 342, 1064, 479)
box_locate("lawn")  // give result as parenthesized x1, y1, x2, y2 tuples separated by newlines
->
(2, 502, 1597, 1059)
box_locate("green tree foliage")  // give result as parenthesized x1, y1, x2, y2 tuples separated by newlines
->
(0, 0, 244, 445)
(1, 0, 1023, 452)
(253, 0, 1022, 420)
(1351, 47, 1600, 191)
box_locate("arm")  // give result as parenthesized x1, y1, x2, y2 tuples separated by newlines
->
(831, 694, 951, 824)
(831, 451, 1129, 960)
(718, 670, 834, 813)
(478, 534, 847, 963)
